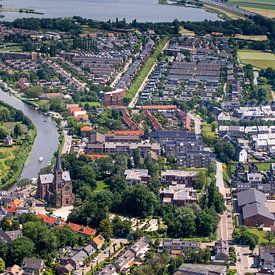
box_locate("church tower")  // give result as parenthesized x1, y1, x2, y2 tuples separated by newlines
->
(37, 152, 74, 208)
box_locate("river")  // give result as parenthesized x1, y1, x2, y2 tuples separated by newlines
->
(1, 0, 219, 22)
(0, 89, 59, 181)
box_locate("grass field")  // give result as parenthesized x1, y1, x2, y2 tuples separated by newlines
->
(179, 26, 195, 36)
(238, 50, 275, 69)
(234, 34, 268, 41)
(230, 162, 274, 174)
(124, 36, 169, 104)
(247, 227, 275, 245)
(228, 0, 275, 18)
(0, 146, 19, 180)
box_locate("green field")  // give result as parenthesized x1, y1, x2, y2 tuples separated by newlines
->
(238, 50, 275, 69)
(228, 0, 275, 18)
(124, 36, 169, 105)
(0, 146, 19, 179)
(96, 180, 109, 191)
(230, 162, 274, 174)
(247, 227, 275, 245)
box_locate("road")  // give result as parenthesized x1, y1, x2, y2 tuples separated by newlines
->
(235, 246, 259, 275)
(76, 238, 128, 275)
(188, 112, 201, 135)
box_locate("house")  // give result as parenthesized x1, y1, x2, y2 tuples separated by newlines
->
(80, 126, 92, 137)
(91, 235, 105, 250)
(235, 146, 248, 163)
(22, 258, 44, 275)
(124, 169, 151, 185)
(237, 189, 274, 227)
(129, 237, 150, 260)
(242, 202, 275, 227)
(161, 170, 197, 186)
(160, 185, 198, 206)
(6, 265, 23, 275)
(66, 250, 87, 270)
(174, 263, 226, 275)
(158, 239, 200, 255)
(259, 246, 275, 273)
(98, 264, 118, 275)
(115, 250, 135, 272)
(4, 135, 13, 146)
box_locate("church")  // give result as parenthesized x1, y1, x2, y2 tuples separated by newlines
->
(37, 153, 74, 208)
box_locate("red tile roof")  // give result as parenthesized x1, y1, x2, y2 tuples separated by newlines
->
(80, 126, 92, 132)
(68, 222, 96, 237)
(107, 130, 144, 136)
(6, 198, 21, 213)
(37, 213, 61, 226)
(141, 105, 177, 110)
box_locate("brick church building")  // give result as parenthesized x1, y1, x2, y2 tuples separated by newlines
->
(37, 153, 74, 208)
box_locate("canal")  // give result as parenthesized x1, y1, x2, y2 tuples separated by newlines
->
(0, 89, 60, 181)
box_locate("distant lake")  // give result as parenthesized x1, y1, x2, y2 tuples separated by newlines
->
(1, 0, 219, 22)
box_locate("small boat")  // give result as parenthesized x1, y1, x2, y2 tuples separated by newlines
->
(38, 157, 43, 162)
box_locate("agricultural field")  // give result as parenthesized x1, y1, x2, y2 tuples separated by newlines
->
(228, 0, 275, 18)
(234, 34, 268, 41)
(238, 50, 275, 69)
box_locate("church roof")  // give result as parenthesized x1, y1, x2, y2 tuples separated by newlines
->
(62, 171, 71, 181)
(54, 152, 62, 172)
(39, 174, 54, 184)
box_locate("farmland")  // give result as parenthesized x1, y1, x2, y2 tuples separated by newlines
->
(238, 50, 275, 69)
(228, 0, 275, 18)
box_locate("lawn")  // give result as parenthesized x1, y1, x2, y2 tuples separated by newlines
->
(124, 36, 169, 104)
(238, 50, 275, 69)
(247, 227, 275, 245)
(96, 180, 109, 191)
(230, 162, 274, 174)
(0, 146, 19, 180)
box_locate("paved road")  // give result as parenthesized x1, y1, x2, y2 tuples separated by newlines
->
(216, 161, 234, 242)
(188, 112, 201, 135)
(235, 246, 259, 275)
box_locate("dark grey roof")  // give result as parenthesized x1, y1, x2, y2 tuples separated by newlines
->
(175, 263, 226, 274)
(0, 229, 11, 244)
(243, 202, 274, 220)
(237, 189, 266, 207)
(22, 258, 43, 270)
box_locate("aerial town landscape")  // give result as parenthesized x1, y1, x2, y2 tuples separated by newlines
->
(0, 0, 274, 274)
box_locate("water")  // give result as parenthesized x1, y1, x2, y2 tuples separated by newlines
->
(0, 89, 59, 181)
(1, 0, 219, 22)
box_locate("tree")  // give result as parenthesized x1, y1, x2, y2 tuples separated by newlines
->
(194, 172, 207, 190)
(23, 221, 58, 257)
(13, 123, 25, 138)
(7, 237, 35, 265)
(265, 231, 274, 246)
(196, 209, 218, 237)
(167, 206, 196, 238)
(112, 216, 131, 237)
(24, 86, 43, 98)
(133, 149, 141, 168)
(0, 258, 5, 272)
(49, 97, 64, 112)
(98, 219, 113, 241)
(0, 127, 8, 139)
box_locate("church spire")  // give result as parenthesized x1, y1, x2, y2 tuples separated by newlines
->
(54, 151, 62, 172)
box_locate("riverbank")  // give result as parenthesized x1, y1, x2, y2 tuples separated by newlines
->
(0, 85, 59, 185)
(0, 98, 37, 190)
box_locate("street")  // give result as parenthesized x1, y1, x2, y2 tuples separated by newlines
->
(235, 246, 259, 275)
(188, 112, 201, 135)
